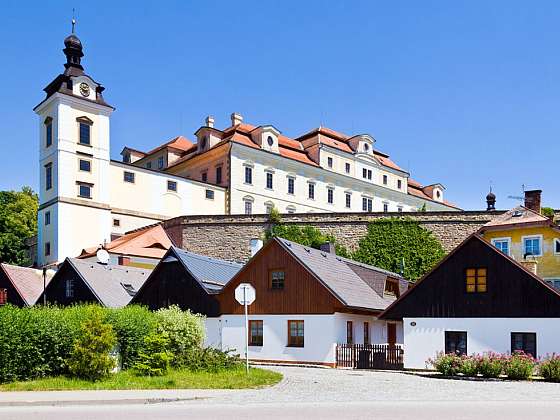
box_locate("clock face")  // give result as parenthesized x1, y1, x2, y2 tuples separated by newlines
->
(79, 82, 90, 97)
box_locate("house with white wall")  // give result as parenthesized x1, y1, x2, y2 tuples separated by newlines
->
(380, 234, 560, 369)
(209, 237, 409, 367)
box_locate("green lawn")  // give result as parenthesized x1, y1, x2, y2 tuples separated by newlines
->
(0, 367, 282, 392)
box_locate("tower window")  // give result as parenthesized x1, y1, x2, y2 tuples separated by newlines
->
(77, 182, 92, 199)
(79, 123, 91, 145)
(79, 159, 91, 172)
(45, 211, 51, 226)
(45, 119, 53, 147)
(45, 242, 51, 256)
(123, 171, 135, 183)
(45, 163, 53, 191)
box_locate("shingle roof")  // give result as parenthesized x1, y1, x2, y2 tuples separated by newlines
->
(481, 206, 552, 229)
(275, 238, 405, 311)
(169, 246, 243, 292)
(67, 258, 151, 308)
(0, 264, 55, 306)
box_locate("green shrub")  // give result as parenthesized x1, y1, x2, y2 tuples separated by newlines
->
(132, 332, 172, 376)
(428, 352, 463, 376)
(182, 348, 241, 372)
(459, 355, 478, 377)
(155, 306, 205, 366)
(265, 224, 350, 257)
(476, 353, 505, 378)
(539, 355, 560, 382)
(504, 352, 535, 380)
(67, 307, 117, 381)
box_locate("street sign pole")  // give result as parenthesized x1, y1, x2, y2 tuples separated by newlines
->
(235, 283, 255, 376)
(244, 287, 249, 374)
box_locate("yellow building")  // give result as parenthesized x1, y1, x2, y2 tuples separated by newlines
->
(480, 190, 560, 287)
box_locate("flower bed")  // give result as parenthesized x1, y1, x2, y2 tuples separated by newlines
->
(428, 351, 546, 381)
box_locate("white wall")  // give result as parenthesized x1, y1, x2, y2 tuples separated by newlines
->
(206, 313, 400, 365)
(403, 317, 560, 370)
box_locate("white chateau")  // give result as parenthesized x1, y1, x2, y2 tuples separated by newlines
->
(36, 30, 458, 267)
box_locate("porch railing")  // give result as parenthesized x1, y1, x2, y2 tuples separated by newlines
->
(336, 343, 404, 370)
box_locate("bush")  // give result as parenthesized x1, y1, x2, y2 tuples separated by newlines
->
(132, 332, 172, 376)
(428, 353, 463, 376)
(539, 355, 560, 382)
(458, 355, 478, 377)
(476, 353, 505, 378)
(503, 352, 535, 380)
(182, 348, 241, 373)
(155, 306, 205, 366)
(67, 307, 117, 381)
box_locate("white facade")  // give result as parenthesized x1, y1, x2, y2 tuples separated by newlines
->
(205, 313, 402, 366)
(402, 317, 560, 370)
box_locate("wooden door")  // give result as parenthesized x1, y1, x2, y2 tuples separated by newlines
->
(387, 323, 396, 347)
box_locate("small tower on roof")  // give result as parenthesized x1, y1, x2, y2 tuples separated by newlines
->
(486, 188, 496, 211)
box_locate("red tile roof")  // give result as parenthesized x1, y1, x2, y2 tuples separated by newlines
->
(0, 264, 55, 306)
(146, 136, 195, 155)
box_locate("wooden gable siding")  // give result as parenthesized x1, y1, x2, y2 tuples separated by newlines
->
(132, 261, 220, 316)
(382, 236, 560, 320)
(0, 269, 27, 307)
(43, 263, 99, 306)
(218, 240, 342, 315)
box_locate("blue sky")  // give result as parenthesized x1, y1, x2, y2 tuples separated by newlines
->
(1, 1, 558, 209)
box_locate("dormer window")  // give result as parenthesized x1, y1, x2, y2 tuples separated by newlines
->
(267, 136, 274, 146)
(363, 143, 369, 152)
(384, 279, 400, 297)
(200, 136, 207, 150)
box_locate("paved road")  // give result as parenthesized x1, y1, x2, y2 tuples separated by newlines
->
(2, 366, 560, 419)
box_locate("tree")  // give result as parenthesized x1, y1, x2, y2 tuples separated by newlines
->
(352, 218, 445, 281)
(265, 224, 350, 257)
(0, 187, 38, 266)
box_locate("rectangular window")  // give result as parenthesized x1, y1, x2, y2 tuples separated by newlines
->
(65, 279, 74, 298)
(146, 162, 152, 169)
(265, 203, 274, 214)
(327, 188, 334, 204)
(79, 123, 90, 145)
(308, 183, 315, 200)
(362, 168, 367, 179)
(523, 236, 542, 257)
(113, 219, 120, 227)
(45, 242, 51, 256)
(45, 163, 53, 191)
(46, 123, 53, 147)
(466, 268, 487, 293)
(511, 332, 536, 358)
(123, 154, 131, 163)
(345, 163, 350, 174)
(397, 179, 402, 189)
(327, 157, 333, 168)
(346, 321, 353, 344)
(167, 180, 177, 191)
(397, 206, 403, 213)
(367, 170, 372, 180)
(364, 322, 370, 345)
(45, 211, 51, 226)
(383, 203, 389, 213)
(345, 193, 351, 209)
(445, 331, 467, 355)
(383, 175, 388, 185)
(78, 183, 92, 199)
(249, 320, 263, 346)
(288, 177, 295, 195)
(123, 171, 135, 183)
(0, 288, 7, 305)
(201, 171, 208, 182)
(215, 166, 222, 184)
(79, 159, 91, 172)
(492, 238, 511, 256)
(158, 156, 165, 169)
(555, 239, 560, 255)
(545, 279, 560, 290)
(244, 166, 253, 184)
(288, 320, 304, 347)
(362, 197, 372, 212)
(266, 172, 273, 189)
(205, 189, 214, 200)
(270, 270, 285, 290)
(244, 200, 252, 215)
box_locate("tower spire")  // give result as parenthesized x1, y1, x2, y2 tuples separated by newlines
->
(63, 11, 84, 74)
(71, 8, 76, 34)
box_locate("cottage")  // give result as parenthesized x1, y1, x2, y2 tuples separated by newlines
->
(41, 258, 150, 308)
(210, 237, 408, 367)
(0, 264, 55, 307)
(380, 234, 560, 369)
(131, 246, 242, 316)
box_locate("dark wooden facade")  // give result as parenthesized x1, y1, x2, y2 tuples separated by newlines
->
(0, 268, 27, 307)
(42, 262, 99, 306)
(381, 234, 560, 320)
(218, 240, 343, 315)
(131, 259, 221, 316)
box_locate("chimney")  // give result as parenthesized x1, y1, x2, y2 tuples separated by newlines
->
(524, 190, 542, 214)
(231, 112, 243, 126)
(520, 259, 538, 275)
(320, 242, 336, 254)
(205, 115, 214, 128)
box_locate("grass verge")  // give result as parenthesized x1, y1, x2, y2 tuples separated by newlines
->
(0, 367, 282, 392)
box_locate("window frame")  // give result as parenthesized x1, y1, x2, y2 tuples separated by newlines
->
(346, 321, 353, 345)
(244, 198, 253, 215)
(113, 218, 121, 227)
(327, 187, 334, 204)
(397, 179, 402, 189)
(45, 118, 53, 148)
(363, 322, 370, 345)
(65, 278, 75, 298)
(554, 238, 560, 255)
(466, 267, 487, 293)
(522, 235, 543, 257)
(491, 237, 511, 256)
(79, 159, 91, 172)
(215, 166, 223, 184)
(0, 288, 7, 305)
(167, 180, 177, 192)
(287, 320, 304, 348)
(270, 269, 285, 290)
(445, 331, 467, 355)
(383, 202, 389, 213)
(287, 177, 295, 195)
(76, 117, 93, 146)
(44, 242, 51, 257)
(345, 162, 351, 174)
(308, 182, 315, 200)
(383, 175, 388, 185)
(345, 193, 351, 209)
(201, 171, 208, 182)
(362, 197, 372, 212)
(265, 172, 274, 190)
(511, 332, 536, 358)
(205, 189, 215, 200)
(249, 320, 263, 347)
(77, 182, 92, 199)
(45, 163, 53, 191)
(327, 157, 333, 168)
(45, 211, 51, 226)
(244, 166, 253, 185)
(157, 156, 165, 169)
(123, 171, 135, 183)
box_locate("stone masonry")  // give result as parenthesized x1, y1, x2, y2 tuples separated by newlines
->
(163, 210, 507, 263)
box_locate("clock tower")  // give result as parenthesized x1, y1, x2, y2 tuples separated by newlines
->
(34, 24, 114, 267)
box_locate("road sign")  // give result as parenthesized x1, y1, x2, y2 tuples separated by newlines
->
(235, 283, 256, 305)
(234, 283, 256, 374)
